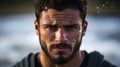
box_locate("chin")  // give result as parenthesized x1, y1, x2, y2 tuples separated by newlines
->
(51, 55, 71, 64)
(48, 52, 74, 64)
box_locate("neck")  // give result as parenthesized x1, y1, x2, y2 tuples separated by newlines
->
(38, 51, 85, 67)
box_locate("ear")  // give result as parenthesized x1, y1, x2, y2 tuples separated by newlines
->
(82, 20, 88, 36)
(34, 20, 40, 36)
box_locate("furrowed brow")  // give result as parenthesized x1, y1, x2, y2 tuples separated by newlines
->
(43, 24, 57, 27)
(64, 24, 79, 26)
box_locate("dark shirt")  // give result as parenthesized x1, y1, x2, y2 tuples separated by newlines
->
(80, 51, 89, 67)
(12, 51, 116, 67)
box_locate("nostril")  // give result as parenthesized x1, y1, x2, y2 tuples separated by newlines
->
(55, 35, 68, 43)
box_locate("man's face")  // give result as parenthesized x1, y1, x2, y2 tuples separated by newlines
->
(35, 9, 87, 64)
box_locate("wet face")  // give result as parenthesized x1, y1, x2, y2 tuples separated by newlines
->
(35, 9, 87, 64)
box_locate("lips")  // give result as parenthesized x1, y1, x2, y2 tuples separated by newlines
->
(50, 44, 71, 53)
(53, 47, 69, 52)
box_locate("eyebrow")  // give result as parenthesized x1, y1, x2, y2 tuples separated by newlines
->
(43, 24, 57, 27)
(43, 23, 79, 27)
(64, 24, 79, 27)
(50, 14, 79, 19)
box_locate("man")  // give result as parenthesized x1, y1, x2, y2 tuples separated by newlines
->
(13, 0, 116, 67)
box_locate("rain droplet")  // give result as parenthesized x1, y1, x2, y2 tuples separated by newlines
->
(97, 11, 100, 14)
(106, 1, 109, 4)
(102, 4, 105, 7)
(96, 6, 99, 9)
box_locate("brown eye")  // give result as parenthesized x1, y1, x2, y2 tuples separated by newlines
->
(65, 25, 78, 31)
(47, 25, 58, 31)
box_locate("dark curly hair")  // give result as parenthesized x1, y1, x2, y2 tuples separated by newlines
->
(34, 0, 87, 22)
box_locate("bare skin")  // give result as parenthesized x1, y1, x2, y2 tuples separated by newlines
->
(34, 9, 88, 67)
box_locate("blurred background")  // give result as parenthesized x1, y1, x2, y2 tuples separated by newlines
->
(0, 0, 120, 67)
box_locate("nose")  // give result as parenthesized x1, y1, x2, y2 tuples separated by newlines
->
(55, 28, 67, 43)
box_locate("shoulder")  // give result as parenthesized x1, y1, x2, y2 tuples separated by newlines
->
(12, 53, 38, 67)
(87, 51, 116, 67)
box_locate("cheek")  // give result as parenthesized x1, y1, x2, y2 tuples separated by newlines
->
(68, 32, 81, 43)
(40, 30, 49, 45)
(40, 30, 54, 47)
(40, 30, 47, 40)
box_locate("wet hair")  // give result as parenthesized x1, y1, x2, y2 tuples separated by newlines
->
(34, 0, 87, 22)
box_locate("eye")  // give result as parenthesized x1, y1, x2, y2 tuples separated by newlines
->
(65, 25, 78, 31)
(45, 25, 58, 31)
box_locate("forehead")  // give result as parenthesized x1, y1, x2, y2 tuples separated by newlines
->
(40, 9, 82, 25)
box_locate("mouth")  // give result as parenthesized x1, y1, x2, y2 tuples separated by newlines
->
(53, 47, 69, 52)
(50, 44, 71, 53)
